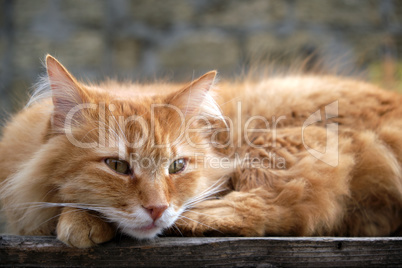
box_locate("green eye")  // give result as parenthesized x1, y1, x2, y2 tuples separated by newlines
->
(105, 159, 131, 175)
(169, 159, 186, 174)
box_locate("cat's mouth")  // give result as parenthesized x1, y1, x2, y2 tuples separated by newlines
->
(136, 222, 157, 231)
(103, 206, 179, 239)
(121, 222, 163, 239)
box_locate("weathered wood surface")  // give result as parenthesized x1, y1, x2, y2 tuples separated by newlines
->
(0, 235, 401, 267)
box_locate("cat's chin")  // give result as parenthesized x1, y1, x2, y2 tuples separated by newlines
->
(122, 223, 164, 240)
(113, 207, 180, 240)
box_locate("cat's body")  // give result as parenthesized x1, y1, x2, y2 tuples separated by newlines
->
(0, 56, 401, 248)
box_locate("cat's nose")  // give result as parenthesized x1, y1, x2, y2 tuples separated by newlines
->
(144, 205, 168, 221)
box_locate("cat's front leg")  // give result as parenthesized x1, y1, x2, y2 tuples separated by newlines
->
(175, 189, 273, 237)
(56, 207, 115, 248)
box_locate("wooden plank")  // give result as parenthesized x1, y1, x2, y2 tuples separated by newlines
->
(0, 235, 401, 267)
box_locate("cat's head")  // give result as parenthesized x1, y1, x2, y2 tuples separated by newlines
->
(38, 55, 231, 239)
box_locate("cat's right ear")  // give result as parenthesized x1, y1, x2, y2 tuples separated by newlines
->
(166, 71, 222, 119)
(46, 55, 87, 129)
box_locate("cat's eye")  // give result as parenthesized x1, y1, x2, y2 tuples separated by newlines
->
(105, 159, 131, 175)
(169, 158, 187, 174)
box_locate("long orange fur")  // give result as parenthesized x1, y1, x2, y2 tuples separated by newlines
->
(0, 55, 401, 248)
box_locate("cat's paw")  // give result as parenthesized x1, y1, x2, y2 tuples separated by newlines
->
(56, 207, 115, 248)
(175, 192, 266, 237)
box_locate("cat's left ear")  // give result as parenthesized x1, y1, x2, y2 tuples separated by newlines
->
(167, 71, 222, 119)
(46, 55, 89, 129)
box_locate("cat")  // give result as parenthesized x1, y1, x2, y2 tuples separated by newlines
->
(0, 55, 401, 248)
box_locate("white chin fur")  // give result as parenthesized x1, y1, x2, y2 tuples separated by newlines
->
(122, 226, 163, 240)
(112, 206, 181, 239)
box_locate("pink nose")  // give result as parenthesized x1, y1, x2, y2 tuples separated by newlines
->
(144, 205, 168, 221)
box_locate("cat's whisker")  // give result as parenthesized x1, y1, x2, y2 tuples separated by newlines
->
(34, 206, 89, 229)
(189, 184, 224, 201)
(12, 205, 86, 231)
(96, 120, 120, 142)
(183, 178, 228, 209)
(2, 202, 115, 217)
(42, 188, 60, 203)
(181, 209, 216, 218)
(7, 203, 73, 216)
(171, 223, 183, 237)
(177, 215, 223, 234)
(15, 202, 146, 233)
(36, 206, 114, 233)
(79, 127, 101, 142)
(218, 96, 241, 107)
(184, 195, 221, 208)
(185, 179, 224, 202)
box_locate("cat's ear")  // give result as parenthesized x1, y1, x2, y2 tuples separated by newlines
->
(46, 55, 88, 129)
(168, 71, 223, 120)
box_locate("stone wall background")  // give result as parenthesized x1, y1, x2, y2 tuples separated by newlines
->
(1, 0, 402, 121)
(0, 0, 402, 234)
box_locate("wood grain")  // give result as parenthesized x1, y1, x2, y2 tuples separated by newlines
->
(1, 235, 401, 267)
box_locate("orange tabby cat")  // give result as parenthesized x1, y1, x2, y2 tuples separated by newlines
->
(0, 55, 401, 248)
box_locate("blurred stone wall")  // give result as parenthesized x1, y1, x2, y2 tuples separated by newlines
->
(0, 0, 401, 233)
(1, 0, 402, 121)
